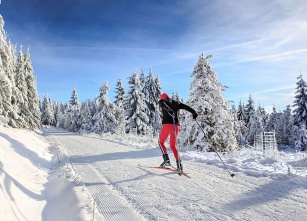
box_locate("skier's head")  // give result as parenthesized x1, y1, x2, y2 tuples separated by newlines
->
(160, 93, 169, 100)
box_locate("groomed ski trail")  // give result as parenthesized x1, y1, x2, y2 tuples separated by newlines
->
(44, 127, 307, 221)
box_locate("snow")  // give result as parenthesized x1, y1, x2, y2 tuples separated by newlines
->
(1, 125, 307, 221)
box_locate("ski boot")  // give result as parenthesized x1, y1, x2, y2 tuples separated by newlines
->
(176, 159, 183, 176)
(160, 154, 171, 167)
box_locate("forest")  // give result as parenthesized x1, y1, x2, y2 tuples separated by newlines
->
(1, 14, 306, 152)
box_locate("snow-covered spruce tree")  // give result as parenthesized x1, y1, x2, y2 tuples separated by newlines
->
(143, 68, 161, 134)
(281, 105, 292, 146)
(114, 76, 125, 106)
(293, 75, 307, 127)
(237, 100, 245, 121)
(244, 95, 255, 127)
(246, 109, 264, 145)
(52, 101, 61, 127)
(12, 47, 30, 128)
(92, 81, 118, 133)
(292, 75, 307, 150)
(236, 100, 248, 146)
(124, 71, 149, 134)
(265, 106, 279, 132)
(79, 100, 94, 133)
(55, 103, 67, 128)
(23, 48, 41, 129)
(139, 69, 146, 90)
(151, 74, 163, 135)
(65, 87, 81, 132)
(114, 100, 128, 137)
(41, 95, 54, 125)
(179, 53, 236, 151)
(0, 15, 15, 123)
(257, 104, 268, 128)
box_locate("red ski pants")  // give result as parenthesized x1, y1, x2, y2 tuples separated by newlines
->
(159, 124, 180, 161)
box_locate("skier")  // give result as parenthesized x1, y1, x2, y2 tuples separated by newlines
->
(158, 93, 198, 173)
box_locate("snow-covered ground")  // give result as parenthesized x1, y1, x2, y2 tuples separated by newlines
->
(1, 125, 307, 221)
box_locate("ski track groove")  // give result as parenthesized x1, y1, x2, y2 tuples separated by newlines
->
(73, 163, 145, 221)
(44, 127, 307, 221)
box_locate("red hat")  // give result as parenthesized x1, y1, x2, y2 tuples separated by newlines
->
(160, 93, 169, 100)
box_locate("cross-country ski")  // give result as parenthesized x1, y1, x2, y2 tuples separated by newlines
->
(138, 164, 192, 178)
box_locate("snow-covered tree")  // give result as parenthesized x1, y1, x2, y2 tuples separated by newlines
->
(265, 106, 279, 132)
(41, 95, 54, 125)
(179, 53, 236, 151)
(124, 71, 149, 134)
(92, 81, 118, 133)
(143, 68, 160, 132)
(280, 105, 292, 146)
(293, 124, 307, 151)
(65, 87, 81, 132)
(114, 76, 125, 106)
(244, 95, 255, 126)
(23, 48, 41, 129)
(70, 86, 79, 107)
(79, 100, 94, 133)
(139, 69, 146, 90)
(237, 100, 245, 121)
(293, 75, 307, 127)
(246, 109, 264, 145)
(291, 75, 307, 150)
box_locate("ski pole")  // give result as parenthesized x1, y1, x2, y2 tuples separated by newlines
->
(195, 120, 235, 178)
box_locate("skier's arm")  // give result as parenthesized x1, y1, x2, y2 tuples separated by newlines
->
(179, 102, 198, 119)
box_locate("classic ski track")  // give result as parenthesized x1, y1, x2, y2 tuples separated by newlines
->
(44, 129, 147, 221)
(44, 127, 307, 221)
(73, 163, 146, 221)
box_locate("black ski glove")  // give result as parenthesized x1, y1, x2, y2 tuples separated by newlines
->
(192, 112, 198, 120)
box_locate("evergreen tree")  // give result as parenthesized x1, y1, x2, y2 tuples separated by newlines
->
(179, 53, 236, 151)
(114, 76, 125, 106)
(70, 86, 79, 107)
(237, 100, 245, 121)
(0, 15, 14, 121)
(65, 87, 81, 132)
(41, 95, 54, 125)
(143, 68, 160, 131)
(246, 109, 264, 145)
(92, 81, 117, 133)
(235, 100, 248, 145)
(79, 100, 94, 132)
(139, 69, 146, 90)
(281, 105, 292, 146)
(124, 71, 149, 134)
(265, 106, 279, 132)
(293, 75, 307, 127)
(23, 48, 41, 129)
(292, 75, 307, 150)
(244, 95, 255, 126)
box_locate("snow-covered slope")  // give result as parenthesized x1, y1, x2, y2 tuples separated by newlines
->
(1, 125, 307, 221)
(0, 125, 92, 221)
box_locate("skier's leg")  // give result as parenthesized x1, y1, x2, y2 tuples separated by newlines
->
(158, 124, 170, 154)
(159, 124, 172, 166)
(169, 125, 180, 160)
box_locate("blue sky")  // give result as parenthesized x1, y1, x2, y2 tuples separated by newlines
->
(1, 0, 307, 112)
